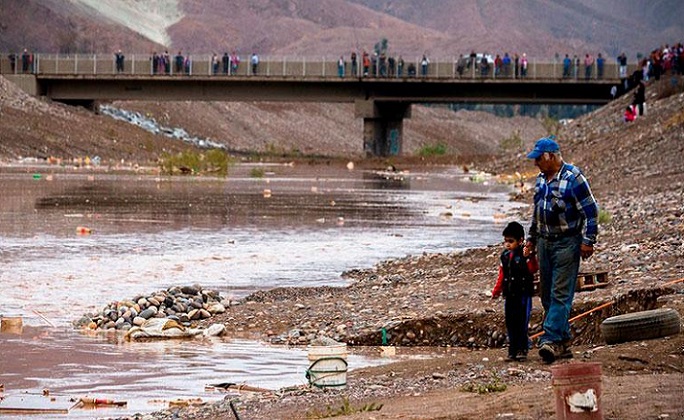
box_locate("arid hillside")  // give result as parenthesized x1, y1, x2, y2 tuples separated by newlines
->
(0, 74, 545, 163)
(0, 76, 193, 163)
(1, 0, 682, 58)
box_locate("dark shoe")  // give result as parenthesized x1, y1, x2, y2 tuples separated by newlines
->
(505, 353, 517, 362)
(558, 343, 573, 359)
(539, 342, 558, 364)
(516, 350, 528, 362)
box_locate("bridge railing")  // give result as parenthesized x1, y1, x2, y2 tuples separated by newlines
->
(0, 53, 635, 81)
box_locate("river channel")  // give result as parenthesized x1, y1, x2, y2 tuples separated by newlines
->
(0, 162, 525, 418)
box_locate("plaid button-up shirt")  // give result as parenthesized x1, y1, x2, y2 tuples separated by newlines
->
(529, 162, 599, 246)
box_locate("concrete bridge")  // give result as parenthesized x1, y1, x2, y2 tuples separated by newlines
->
(1, 54, 632, 156)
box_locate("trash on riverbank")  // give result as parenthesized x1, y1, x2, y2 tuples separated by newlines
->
(0, 393, 81, 415)
(79, 397, 127, 407)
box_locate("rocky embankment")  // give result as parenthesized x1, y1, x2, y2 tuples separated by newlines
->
(75, 285, 229, 331)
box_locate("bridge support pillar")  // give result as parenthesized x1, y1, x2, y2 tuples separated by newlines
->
(355, 100, 411, 157)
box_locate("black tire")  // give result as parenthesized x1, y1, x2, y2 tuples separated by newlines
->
(600, 308, 681, 345)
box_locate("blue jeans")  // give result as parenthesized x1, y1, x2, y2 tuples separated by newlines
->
(538, 234, 582, 344)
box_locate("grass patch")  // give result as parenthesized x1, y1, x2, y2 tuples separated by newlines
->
(598, 208, 612, 225)
(461, 380, 507, 394)
(250, 167, 265, 178)
(417, 143, 447, 157)
(159, 149, 234, 176)
(306, 397, 383, 418)
(541, 116, 560, 137)
(500, 130, 524, 153)
(460, 371, 507, 394)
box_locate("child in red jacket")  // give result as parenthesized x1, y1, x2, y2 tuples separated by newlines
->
(492, 222, 538, 361)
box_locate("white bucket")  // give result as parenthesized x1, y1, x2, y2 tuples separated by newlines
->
(306, 344, 348, 389)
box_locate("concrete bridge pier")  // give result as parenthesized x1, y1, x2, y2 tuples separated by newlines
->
(355, 100, 411, 157)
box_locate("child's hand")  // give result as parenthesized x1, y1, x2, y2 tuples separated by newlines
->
(491, 291, 500, 299)
(523, 244, 531, 257)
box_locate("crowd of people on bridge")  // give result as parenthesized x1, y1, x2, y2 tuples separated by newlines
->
(4, 42, 683, 80)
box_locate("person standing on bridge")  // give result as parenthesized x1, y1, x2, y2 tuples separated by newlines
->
(21, 49, 31, 74)
(525, 136, 599, 364)
(8, 53, 16, 73)
(337, 56, 345, 77)
(351, 51, 358, 76)
(420, 54, 429, 77)
(520, 53, 528, 78)
(222, 52, 230, 74)
(212, 53, 220, 75)
(584, 53, 593, 80)
(115, 50, 125, 73)
(230, 52, 240, 75)
(596, 53, 605, 79)
(562, 54, 571, 78)
(174, 51, 184, 74)
(618, 52, 628, 80)
(251, 53, 259, 75)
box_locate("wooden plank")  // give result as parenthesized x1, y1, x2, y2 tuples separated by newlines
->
(0, 394, 81, 414)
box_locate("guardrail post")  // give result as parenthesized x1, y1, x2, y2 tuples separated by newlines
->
(55, 54, 58, 74)
(93, 54, 96, 74)
(132, 54, 135, 74)
(303, 56, 306, 76)
(322, 56, 325, 77)
(75, 54, 78, 74)
(267, 59, 270, 76)
(283, 57, 286, 76)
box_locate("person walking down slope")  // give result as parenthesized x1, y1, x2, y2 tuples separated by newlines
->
(632, 80, 646, 116)
(524, 136, 599, 364)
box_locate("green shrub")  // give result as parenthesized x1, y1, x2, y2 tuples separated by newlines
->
(417, 143, 447, 157)
(500, 130, 523, 153)
(542, 116, 560, 136)
(250, 167, 265, 178)
(598, 208, 612, 225)
(159, 149, 233, 176)
(461, 380, 507, 394)
(306, 397, 383, 418)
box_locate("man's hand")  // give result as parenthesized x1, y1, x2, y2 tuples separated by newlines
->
(580, 243, 594, 259)
(524, 240, 535, 256)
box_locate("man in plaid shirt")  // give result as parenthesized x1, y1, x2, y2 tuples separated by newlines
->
(524, 136, 599, 363)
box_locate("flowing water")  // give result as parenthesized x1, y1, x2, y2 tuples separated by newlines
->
(0, 162, 525, 418)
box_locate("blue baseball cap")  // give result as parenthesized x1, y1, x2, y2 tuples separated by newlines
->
(527, 136, 560, 159)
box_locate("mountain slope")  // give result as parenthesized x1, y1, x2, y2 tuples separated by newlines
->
(2, 0, 682, 57)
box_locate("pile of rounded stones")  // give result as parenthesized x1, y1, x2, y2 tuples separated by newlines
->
(74, 285, 229, 331)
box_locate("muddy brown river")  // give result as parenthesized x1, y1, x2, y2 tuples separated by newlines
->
(0, 162, 524, 418)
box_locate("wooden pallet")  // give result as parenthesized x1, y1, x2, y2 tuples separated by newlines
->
(576, 271, 609, 291)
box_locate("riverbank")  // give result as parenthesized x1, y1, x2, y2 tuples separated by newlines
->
(117, 78, 684, 419)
